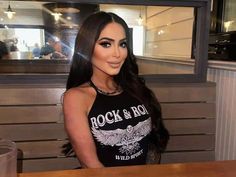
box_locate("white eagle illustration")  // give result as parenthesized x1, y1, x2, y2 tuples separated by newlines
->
(91, 118, 151, 155)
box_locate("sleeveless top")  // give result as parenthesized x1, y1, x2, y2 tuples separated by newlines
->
(88, 81, 151, 167)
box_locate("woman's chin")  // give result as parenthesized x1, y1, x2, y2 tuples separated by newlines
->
(106, 69, 121, 76)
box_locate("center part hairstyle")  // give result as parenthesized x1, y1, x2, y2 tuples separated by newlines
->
(66, 11, 169, 152)
(67, 11, 137, 89)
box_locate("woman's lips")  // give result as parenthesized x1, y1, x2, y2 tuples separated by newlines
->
(107, 61, 121, 68)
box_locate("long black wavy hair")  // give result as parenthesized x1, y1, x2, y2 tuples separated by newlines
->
(65, 11, 169, 155)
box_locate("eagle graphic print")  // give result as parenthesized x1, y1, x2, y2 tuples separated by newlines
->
(89, 98, 152, 164)
(92, 118, 151, 155)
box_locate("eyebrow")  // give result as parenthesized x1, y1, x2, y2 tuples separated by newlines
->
(98, 37, 127, 42)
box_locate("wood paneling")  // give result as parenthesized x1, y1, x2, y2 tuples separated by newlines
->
(165, 119, 215, 135)
(148, 82, 216, 102)
(18, 161, 236, 177)
(149, 82, 215, 164)
(0, 82, 216, 171)
(15, 135, 214, 159)
(145, 7, 194, 58)
(0, 59, 70, 74)
(162, 103, 215, 119)
(146, 6, 171, 18)
(18, 157, 79, 172)
(0, 106, 62, 123)
(145, 39, 192, 58)
(162, 151, 215, 163)
(166, 135, 215, 151)
(0, 87, 65, 105)
(17, 141, 68, 159)
(146, 20, 194, 42)
(0, 124, 66, 141)
(146, 7, 194, 30)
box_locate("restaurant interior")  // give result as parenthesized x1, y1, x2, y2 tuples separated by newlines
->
(0, 0, 236, 176)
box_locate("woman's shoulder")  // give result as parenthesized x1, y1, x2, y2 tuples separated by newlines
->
(63, 83, 96, 104)
(63, 83, 97, 123)
(64, 82, 95, 101)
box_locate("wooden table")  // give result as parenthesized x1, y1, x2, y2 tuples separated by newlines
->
(18, 160, 236, 177)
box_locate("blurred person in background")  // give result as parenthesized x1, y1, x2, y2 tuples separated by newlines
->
(32, 43, 41, 58)
(0, 41, 10, 59)
(40, 37, 55, 59)
(40, 37, 66, 59)
(52, 41, 67, 59)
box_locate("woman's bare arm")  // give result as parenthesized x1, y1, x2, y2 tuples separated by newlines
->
(63, 88, 104, 168)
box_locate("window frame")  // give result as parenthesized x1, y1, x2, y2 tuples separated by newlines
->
(0, 0, 211, 83)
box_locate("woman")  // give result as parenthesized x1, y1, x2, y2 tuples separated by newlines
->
(63, 11, 169, 168)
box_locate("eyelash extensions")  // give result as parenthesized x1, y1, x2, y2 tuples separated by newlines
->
(99, 41, 127, 48)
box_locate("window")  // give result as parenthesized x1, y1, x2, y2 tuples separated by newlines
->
(0, 0, 211, 82)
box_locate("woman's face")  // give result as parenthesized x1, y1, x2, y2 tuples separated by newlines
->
(91, 22, 128, 77)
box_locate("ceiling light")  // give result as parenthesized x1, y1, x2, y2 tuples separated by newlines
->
(137, 15, 143, 26)
(4, 2, 16, 19)
(66, 16, 72, 20)
(52, 12, 62, 21)
(224, 21, 234, 32)
(136, 7, 143, 26)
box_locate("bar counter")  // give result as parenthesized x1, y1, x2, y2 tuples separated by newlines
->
(18, 160, 236, 177)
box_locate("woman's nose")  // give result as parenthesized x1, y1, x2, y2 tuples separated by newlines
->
(112, 46, 120, 58)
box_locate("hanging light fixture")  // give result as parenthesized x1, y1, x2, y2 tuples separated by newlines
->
(52, 12, 62, 21)
(4, 1, 16, 19)
(137, 14, 143, 26)
(136, 7, 143, 26)
(51, 3, 62, 22)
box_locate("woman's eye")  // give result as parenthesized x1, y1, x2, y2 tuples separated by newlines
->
(120, 42, 127, 48)
(99, 42, 111, 48)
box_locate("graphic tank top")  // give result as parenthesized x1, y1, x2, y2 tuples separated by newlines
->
(88, 82, 151, 167)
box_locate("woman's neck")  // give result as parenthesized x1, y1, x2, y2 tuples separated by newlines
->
(90, 75, 117, 92)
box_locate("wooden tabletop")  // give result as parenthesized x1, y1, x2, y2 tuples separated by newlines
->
(18, 160, 236, 177)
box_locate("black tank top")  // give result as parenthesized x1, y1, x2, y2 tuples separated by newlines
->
(88, 81, 151, 167)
